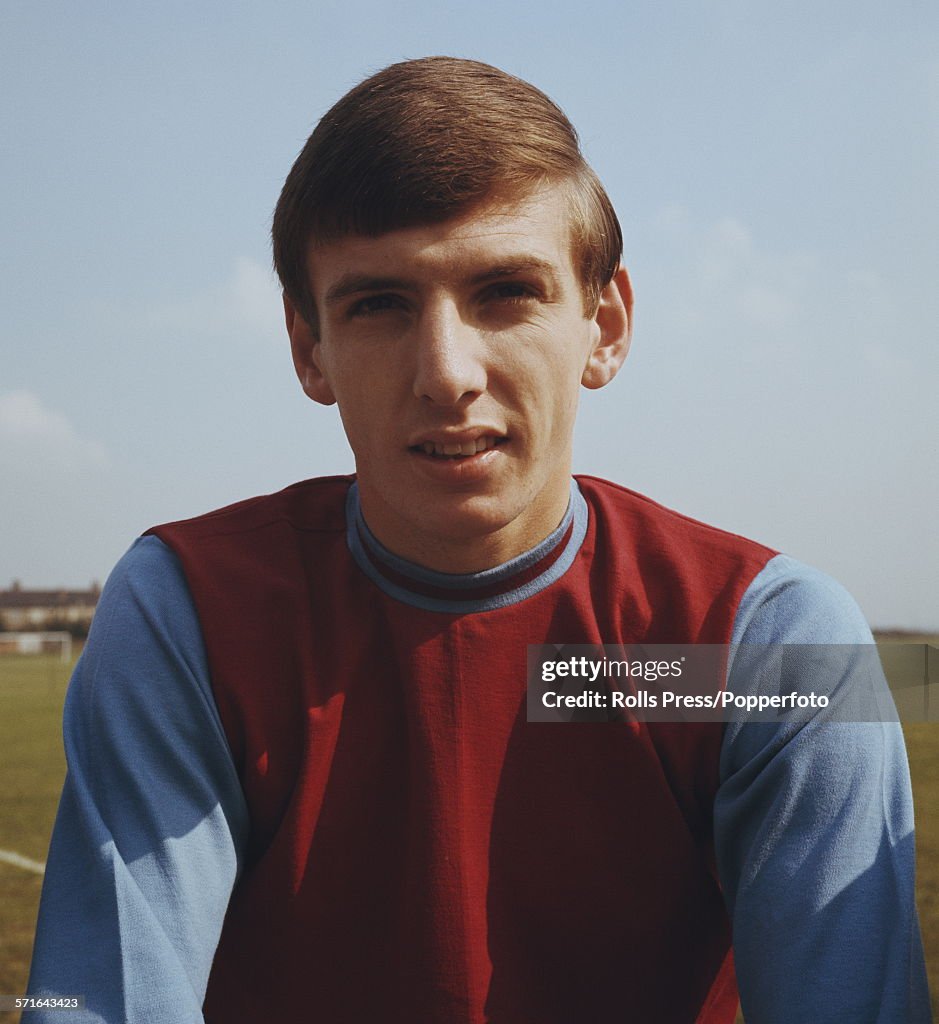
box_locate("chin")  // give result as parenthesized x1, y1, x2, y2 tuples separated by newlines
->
(419, 498, 519, 541)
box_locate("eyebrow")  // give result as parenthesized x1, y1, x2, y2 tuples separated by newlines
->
(324, 275, 414, 306)
(466, 257, 560, 289)
(323, 257, 561, 306)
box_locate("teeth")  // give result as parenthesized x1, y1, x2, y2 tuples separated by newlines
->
(416, 436, 502, 457)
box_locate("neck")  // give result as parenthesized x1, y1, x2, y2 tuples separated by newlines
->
(345, 480, 588, 614)
(356, 485, 573, 574)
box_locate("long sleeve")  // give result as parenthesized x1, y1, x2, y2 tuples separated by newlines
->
(27, 536, 250, 1024)
(717, 554, 931, 1022)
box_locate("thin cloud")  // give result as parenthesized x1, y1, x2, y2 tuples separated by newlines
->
(145, 256, 284, 345)
(657, 210, 797, 334)
(0, 390, 108, 471)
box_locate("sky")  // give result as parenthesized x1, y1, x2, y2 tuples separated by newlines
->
(1, 0, 937, 630)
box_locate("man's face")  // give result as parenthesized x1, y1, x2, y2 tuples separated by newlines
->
(287, 184, 631, 571)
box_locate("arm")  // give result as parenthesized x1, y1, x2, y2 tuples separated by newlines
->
(716, 554, 931, 1023)
(27, 536, 250, 1024)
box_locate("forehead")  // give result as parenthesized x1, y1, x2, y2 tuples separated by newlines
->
(306, 185, 578, 299)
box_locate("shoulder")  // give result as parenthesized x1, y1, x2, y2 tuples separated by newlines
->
(87, 534, 199, 650)
(733, 553, 873, 644)
(721, 555, 885, 782)
(64, 535, 244, 825)
(575, 474, 776, 566)
(147, 474, 354, 543)
(575, 478, 777, 642)
(76, 535, 215, 717)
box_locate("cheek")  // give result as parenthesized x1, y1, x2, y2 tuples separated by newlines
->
(499, 319, 590, 377)
(332, 379, 400, 462)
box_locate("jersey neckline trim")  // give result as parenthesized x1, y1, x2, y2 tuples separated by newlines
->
(345, 479, 589, 613)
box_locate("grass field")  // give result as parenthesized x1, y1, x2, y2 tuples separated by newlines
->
(0, 655, 70, 1018)
(0, 651, 936, 1021)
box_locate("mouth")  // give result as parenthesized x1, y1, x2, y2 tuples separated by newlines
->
(409, 435, 508, 460)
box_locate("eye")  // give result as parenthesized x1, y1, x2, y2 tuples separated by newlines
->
(347, 293, 403, 318)
(485, 281, 538, 304)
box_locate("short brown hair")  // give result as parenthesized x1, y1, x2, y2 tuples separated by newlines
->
(272, 57, 622, 326)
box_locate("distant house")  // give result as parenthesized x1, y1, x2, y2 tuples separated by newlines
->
(0, 579, 100, 636)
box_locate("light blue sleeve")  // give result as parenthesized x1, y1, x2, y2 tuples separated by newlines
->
(717, 554, 931, 1022)
(27, 535, 250, 1024)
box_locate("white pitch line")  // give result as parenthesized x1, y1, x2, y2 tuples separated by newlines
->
(0, 849, 46, 875)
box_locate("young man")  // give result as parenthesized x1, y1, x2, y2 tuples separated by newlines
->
(28, 58, 930, 1022)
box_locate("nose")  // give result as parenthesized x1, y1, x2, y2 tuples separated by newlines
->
(412, 300, 487, 406)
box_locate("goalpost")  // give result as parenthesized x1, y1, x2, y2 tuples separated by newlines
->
(0, 631, 73, 662)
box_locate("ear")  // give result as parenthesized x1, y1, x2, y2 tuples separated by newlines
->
(581, 266, 633, 390)
(284, 293, 337, 406)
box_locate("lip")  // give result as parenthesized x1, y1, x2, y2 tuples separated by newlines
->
(407, 427, 507, 448)
(407, 431, 509, 484)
